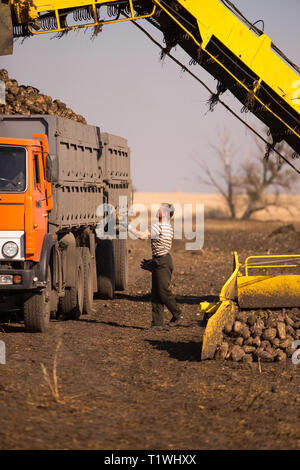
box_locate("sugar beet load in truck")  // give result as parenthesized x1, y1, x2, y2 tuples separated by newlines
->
(0, 115, 132, 332)
(1, 0, 299, 157)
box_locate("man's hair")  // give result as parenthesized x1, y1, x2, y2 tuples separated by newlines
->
(161, 203, 175, 218)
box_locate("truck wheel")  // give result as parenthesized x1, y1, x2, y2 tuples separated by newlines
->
(96, 240, 115, 299)
(112, 238, 128, 291)
(24, 267, 51, 333)
(60, 249, 84, 319)
(81, 247, 94, 315)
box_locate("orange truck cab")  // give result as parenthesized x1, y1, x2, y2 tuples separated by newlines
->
(0, 135, 53, 289)
(0, 114, 132, 332)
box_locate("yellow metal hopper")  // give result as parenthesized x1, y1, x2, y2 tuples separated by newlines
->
(200, 252, 300, 360)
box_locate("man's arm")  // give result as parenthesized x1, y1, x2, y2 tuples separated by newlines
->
(128, 226, 151, 240)
(119, 221, 151, 240)
(129, 222, 162, 240)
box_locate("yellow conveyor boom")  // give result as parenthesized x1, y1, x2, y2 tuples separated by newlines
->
(1, 0, 299, 155)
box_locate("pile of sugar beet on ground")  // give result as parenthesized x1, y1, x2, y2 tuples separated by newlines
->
(215, 309, 300, 363)
(0, 69, 86, 123)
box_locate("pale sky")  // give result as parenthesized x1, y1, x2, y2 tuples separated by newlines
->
(1, 0, 300, 192)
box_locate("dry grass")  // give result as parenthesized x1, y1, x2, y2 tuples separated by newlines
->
(40, 338, 63, 404)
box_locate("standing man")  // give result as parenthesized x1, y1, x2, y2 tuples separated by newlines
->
(123, 203, 183, 330)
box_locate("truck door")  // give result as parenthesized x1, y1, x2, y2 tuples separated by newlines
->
(32, 151, 48, 260)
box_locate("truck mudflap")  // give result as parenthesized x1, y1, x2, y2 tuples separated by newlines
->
(34, 233, 57, 285)
(0, 3, 13, 56)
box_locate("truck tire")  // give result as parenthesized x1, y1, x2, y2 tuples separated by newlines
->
(112, 238, 128, 291)
(96, 240, 115, 299)
(24, 266, 51, 333)
(81, 247, 94, 315)
(60, 249, 84, 319)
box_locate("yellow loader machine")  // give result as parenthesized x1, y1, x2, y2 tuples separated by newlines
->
(201, 253, 300, 360)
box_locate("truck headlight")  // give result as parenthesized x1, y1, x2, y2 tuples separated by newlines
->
(2, 241, 18, 258)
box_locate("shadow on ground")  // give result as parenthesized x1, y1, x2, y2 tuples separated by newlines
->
(115, 293, 218, 305)
(146, 339, 203, 362)
(79, 318, 145, 330)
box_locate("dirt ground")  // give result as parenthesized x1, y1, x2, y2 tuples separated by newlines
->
(0, 220, 299, 450)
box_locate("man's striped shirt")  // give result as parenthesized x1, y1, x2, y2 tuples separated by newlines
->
(151, 222, 173, 257)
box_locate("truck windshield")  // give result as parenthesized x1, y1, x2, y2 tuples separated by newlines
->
(0, 145, 26, 193)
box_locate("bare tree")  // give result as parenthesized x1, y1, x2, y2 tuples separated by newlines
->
(194, 128, 297, 220)
(195, 130, 240, 219)
(240, 136, 297, 219)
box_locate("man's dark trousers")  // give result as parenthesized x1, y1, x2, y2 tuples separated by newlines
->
(151, 253, 182, 326)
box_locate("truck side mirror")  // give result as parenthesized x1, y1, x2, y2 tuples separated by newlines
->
(46, 154, 58, 183)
